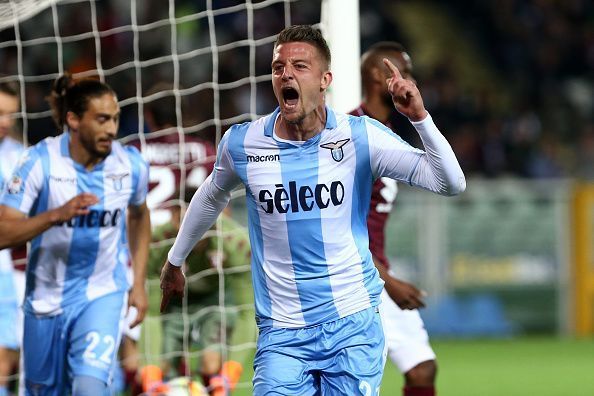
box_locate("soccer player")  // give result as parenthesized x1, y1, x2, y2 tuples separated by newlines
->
(0, 81, 24, 396)
(148, 187, 252, 394)
(0, 74, 151, 396)
(352, 42, 438, 396)
(160, 25, 465, 395)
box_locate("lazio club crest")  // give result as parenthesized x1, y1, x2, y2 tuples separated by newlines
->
(106, 172, 129, 191)
(320, 138, 350, 162)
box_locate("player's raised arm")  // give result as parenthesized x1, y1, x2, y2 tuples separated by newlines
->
(369, 59, 465, 196)
(383, 58, 428, 122)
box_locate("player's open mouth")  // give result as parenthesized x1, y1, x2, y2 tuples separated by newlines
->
(282, 87, 299, 108)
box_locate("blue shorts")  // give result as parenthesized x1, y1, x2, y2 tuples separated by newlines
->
(0, 268, 18, 350)
(22, 292, 125, 395)
(253, 306, 386, 396)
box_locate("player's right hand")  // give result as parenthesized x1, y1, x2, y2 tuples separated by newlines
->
(159, 261, 185, 313)
(53, 192, 99, 223)
(383, 58, 427, 122)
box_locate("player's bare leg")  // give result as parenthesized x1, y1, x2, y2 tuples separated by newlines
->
(120, 336, 142, 395)
(0, 348, 17, 396)
(403, 359, 437, 396)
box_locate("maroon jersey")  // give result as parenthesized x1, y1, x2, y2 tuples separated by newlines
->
(129, 132, 216, 225)
(350, 105, 401, 268)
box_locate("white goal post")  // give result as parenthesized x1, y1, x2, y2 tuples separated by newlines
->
(321, 0, 360, 113)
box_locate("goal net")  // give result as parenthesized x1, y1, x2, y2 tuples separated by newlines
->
(0, 0, 359, 394)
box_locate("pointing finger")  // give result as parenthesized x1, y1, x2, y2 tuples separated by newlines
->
(383, 58, 402, 80)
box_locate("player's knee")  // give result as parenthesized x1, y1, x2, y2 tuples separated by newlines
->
(72, 375, 109, 396)
(405, 359, 437, 386)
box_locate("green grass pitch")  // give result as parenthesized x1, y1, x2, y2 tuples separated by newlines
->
(228, 337, 594, 396)
(141, 293, 594, 395)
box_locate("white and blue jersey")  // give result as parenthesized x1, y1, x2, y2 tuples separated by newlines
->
(0, 136, 24, 277)
(0, 132, 149, 317)
(0, 136, 24, 349)
(170, 106, 465, 329)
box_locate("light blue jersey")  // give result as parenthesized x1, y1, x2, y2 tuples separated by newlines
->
(0, 136, 24, 349)
(169, 104, 464, 394)
(0, 132, 149, 317)
(169, 107, 465, 330)
(213, 107, 433, 328)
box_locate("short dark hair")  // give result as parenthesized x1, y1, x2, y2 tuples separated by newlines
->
(274, 25, 331, 68)
(361, 41, 408, 89)
(0, 81, 19, 98)
(47, 73, 116, 131)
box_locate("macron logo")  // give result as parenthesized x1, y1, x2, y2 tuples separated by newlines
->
(247, 154, 280, 163)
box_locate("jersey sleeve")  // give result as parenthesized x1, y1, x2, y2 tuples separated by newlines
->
(0, 146, 44, 214)
(125, 145, 150, 206)
(367, 113, 466, 196)
(211, 130, 242, 192)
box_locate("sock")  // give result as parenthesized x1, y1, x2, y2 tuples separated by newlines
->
(124, 368, 142, 396)
(403, 385, 436, 396)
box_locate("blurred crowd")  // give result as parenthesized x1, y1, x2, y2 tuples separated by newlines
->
(362, 0, 594, 179)
(441, 0, 594, 179)
(0, 0, 592, 179)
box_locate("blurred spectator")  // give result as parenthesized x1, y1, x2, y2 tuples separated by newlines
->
(148, 188, 253, 394)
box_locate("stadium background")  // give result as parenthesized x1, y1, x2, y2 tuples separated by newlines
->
(1, 0, 594, 395)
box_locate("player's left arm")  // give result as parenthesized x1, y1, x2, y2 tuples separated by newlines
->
(371, 58, 466, 196)
(127, 201, 151, 328)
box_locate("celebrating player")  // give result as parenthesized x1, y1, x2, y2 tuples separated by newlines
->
(352, 41, 438, 396)
(0, 74, 151, 396)
(160, 25, 465, 395)
(0, 81, 25, 396)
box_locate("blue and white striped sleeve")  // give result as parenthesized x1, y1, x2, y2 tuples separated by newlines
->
(368, 113, 466, 196)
